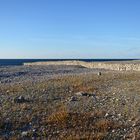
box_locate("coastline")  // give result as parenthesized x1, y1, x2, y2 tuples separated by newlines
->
(24, 60, 140, 71)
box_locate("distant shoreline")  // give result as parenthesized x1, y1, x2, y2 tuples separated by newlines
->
(0, 59, 138, 66)
(24, 60, 140, 71)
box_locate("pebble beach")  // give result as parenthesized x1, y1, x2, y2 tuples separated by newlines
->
(0, 64, 140, 139)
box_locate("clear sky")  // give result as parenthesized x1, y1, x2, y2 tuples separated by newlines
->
(0, 0, 140, 59)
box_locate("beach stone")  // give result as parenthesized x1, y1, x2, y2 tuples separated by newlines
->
(6, 90, 10, 93)
(75, 92, 96, 97)
(112, 130, 115, 133)
(14, 96, 27, 103)
(69, 96, 78, 101)
(21, 131, 28, 137)
(118, 114, 121, 117)
(105, 113, 109, 117)
(97, 72, 102, 76)
(75, 91, 84, 96)
(75, 92, 88, 96)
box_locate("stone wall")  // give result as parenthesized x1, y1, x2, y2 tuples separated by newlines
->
(24, 61, 140, 71)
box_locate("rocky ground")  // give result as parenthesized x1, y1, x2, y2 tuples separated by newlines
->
(0, 65, 140, 139)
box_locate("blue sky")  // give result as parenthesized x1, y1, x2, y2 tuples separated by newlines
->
(0, 0, 140, 58)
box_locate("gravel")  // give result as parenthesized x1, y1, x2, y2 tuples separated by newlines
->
(0, 65, 140, 139)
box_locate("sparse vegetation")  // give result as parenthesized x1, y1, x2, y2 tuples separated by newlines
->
(0, 65, 140, 139)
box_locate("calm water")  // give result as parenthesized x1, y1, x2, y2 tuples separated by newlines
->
(0, 59, 137, 66)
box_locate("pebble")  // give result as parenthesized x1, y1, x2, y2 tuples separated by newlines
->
(21, 131, 28, 137)
(6, 90, 10, 93)
(118, 114, 121, 117)
(132, 123, 136, 127)
(56, 131, 60, 134)
(75, 91, 84, 96)
(33, 129, 36, 132)
(14, 96, 27, 103)
(112, 130, 115, 133)
(105, 113, 109, 117)
(124, 129, 126, 132)
(69, 96, 78, 102)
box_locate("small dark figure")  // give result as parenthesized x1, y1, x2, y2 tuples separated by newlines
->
(98, 72, 102, 76)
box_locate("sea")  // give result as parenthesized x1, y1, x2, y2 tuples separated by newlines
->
(0, 59, 138, 66)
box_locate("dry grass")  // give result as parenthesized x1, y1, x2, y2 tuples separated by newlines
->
(64, 132, 107, 140)
(46, 108, 120, 139)
(1, 71, 140, 139)
(95, 119, 113, 132)
(47, 105, 69, 124)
